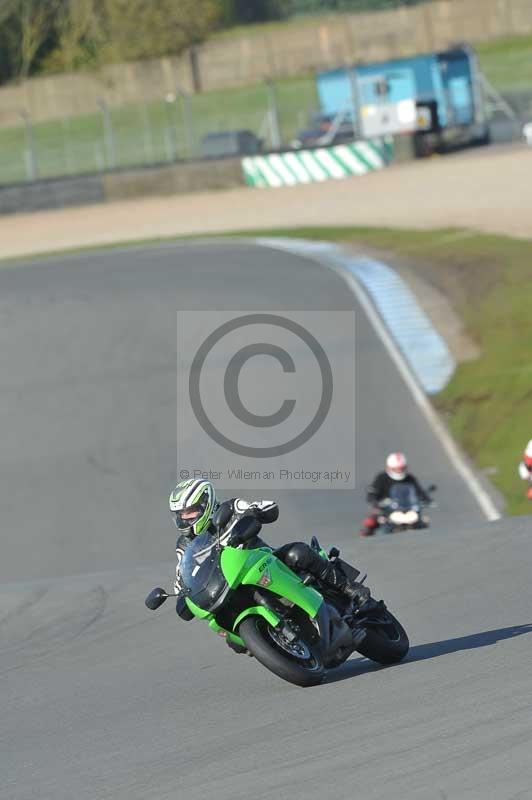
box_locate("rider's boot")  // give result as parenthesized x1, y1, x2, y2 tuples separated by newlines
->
(280, 543, 371, 605)
(359, 513, 378, 537)
(317, 561, 370, 605)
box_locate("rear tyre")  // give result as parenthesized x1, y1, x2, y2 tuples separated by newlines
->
(239, 616, 325, 687)
(355, 608, 409, 665)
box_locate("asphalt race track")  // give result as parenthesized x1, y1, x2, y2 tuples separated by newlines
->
(2, 242, 531, 800)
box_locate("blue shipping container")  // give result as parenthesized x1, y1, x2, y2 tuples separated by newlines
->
(317, 47, 476, 131)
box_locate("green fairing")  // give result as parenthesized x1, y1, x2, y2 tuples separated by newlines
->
(240, 548, 323, 618)
(233, 605, 281, 631)
(220, 545, 268, 586)
(185, 597, 211, 619)
(208, 618, 246, 648)
(186, 545, 323, 640)
(185, 597, 247, 646)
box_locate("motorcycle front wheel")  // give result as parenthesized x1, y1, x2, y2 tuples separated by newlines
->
(355, 608, 409, 665)
(239, 616, 325, 687)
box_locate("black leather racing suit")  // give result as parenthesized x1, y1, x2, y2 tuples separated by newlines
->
(174, 498, 359, 620)
(367, 471, 430, 504)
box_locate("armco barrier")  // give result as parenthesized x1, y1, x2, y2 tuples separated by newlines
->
(242, 139, 392, 188)
(0, 140, 393, 215)
(103, 157, 243, 201)
(0, 174, 105, 215)
(0, 157, 245, 215)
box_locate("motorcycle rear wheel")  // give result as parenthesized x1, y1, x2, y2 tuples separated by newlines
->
(239, 616, 325, 687)
(355, 608, 409, 665)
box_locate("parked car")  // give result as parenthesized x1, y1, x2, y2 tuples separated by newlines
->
(200, 130, 263, 160)
(290, 112, 355, 149)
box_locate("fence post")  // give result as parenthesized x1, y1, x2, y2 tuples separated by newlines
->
(179, 90, 195, 160)
(140, 103, 154, 164)
(266, 81, 282, 150)
(20, 110, 38, 181)
(189, 46, 202, 93)
(164, 94, 178, 162)
(347, 66, 362, 140)
(97, 98, 116, 169)
(62, 116, 75, 174)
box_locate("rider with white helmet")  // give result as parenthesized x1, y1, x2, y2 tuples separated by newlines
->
(518, 439, 532, 500)
(170, 479, 276, 595)
(359, 453, 430, 537)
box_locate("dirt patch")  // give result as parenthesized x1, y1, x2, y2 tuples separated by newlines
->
(345, 241, 482, 363)
(408, 241, 505, 317)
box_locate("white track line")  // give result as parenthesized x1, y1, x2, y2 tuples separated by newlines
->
(256, 237, 501, 523)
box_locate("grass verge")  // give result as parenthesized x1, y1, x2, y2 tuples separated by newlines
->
(477, 34, 532, 90)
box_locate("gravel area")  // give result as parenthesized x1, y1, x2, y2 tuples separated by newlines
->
(1, 144, 531, 261)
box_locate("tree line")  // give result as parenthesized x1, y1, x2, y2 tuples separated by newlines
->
(0, 0, 429, 84)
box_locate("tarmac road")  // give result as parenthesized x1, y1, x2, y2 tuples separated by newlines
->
(2, 242, 530, 800)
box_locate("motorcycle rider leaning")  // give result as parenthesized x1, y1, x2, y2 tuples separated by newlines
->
(170, 478, 367, 621)
(360, 452, 431, 537)
(518, 439, 532, 500)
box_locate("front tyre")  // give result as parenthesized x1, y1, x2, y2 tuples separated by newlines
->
(239, 616, 325, 687)
(355, 608, 409, 665)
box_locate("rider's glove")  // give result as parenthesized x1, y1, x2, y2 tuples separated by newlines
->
(229, 515, 262, 546)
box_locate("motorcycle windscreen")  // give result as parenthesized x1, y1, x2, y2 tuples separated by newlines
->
(180, 532, 230, 612)
(389, 483, 418, 510)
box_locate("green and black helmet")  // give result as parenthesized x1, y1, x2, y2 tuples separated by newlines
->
(169, 479, 217, 535)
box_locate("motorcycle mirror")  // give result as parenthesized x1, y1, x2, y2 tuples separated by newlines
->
(145, 587, 169, 610)
(212, 501, 232, 531)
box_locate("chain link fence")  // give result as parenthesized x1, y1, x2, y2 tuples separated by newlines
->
(2, 40, 532, 187)
(0, 77, 320, 187)
(290, 0, 430, 10)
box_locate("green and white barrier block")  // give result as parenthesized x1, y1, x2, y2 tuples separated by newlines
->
(242, 139, 392, 188)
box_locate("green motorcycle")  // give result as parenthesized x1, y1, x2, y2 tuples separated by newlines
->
(145, 508, 409, 687)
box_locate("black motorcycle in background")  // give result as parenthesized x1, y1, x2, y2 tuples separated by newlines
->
(377, 483, 436, 534)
